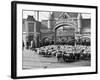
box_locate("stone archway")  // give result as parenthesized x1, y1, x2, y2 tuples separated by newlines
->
(53, 23, 75, 45)
(53, 22, 75, 31)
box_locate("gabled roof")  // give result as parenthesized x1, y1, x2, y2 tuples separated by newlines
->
(50, 12, 78, 20)
(58, 12, 70, 19)
(27, 15, 36, 21)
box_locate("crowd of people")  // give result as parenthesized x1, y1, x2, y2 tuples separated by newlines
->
(22, 37, 91, 62)
(39, 37, 90, 47)
(35, 45, 91, 62)
(22, 36, 90, 49)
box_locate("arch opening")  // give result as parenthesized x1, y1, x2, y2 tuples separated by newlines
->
(54, 23, 76, 45)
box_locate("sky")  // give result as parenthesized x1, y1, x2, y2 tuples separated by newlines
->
(23, 10, 91, 21)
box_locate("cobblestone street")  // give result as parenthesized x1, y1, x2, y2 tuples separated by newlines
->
(22, 49, 90, 69)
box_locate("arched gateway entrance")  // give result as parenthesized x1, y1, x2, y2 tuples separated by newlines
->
(41, 36, 53, 46)
(54, 23, 76, 45)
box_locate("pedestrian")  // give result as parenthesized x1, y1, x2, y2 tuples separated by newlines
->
(22, 41, 24, 50)
(26, 41, 29, 49)
(30, 40, 33, 50)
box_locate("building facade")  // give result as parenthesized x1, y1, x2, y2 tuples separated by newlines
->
(22, 15, 41, 48)
(23, 11, 91, 48)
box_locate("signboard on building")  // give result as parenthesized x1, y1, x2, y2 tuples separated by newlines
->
(56, 28, 75, 36)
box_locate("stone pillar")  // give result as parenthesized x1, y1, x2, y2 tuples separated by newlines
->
(36, 11, 39, 21)
(54, 31, 56, 44)
(48, 20, 50, 29)
(75, 13, 82, 46)
(34, 22, 37, 47)
(48, 12, 52, 29)
(34, 11, 39, 47)
(77, 13, 82, 33)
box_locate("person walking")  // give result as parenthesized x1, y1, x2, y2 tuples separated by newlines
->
(22, 41, 25, 50)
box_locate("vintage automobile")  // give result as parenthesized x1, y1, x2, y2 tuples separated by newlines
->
(35, 45, 91, 62)
(38, 48, 52, 57)
(56, 47, 91, 62)
(80, 47, 91, 60)
(51, 50, 57, 56)
(63, 52, 75, 62)
(38, 49, 45, 55)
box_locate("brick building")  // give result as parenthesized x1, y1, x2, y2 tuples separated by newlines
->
(22, 11, 91, 48)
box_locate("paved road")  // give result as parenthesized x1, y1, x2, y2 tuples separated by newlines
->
(22, 49, 90, 69)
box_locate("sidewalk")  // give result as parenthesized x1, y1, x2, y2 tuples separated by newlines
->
(22, 49, 90, 69)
